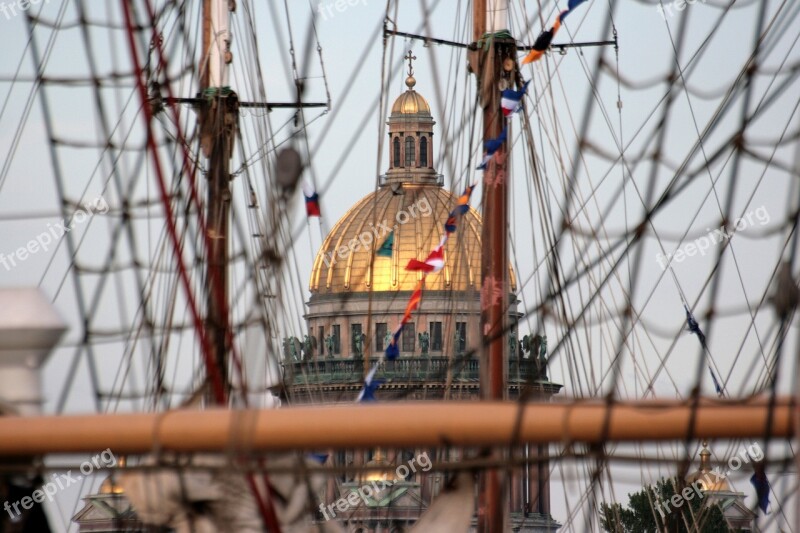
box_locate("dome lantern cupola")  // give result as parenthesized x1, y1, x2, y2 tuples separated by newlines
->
(385, 51, 439, 187)
(685, 441, 732, 492)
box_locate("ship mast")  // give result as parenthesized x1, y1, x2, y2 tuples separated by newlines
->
(200, 0, 236, 401)
(474, 0, 513, 531)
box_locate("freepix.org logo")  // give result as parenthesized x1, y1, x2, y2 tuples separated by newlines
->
(0, 0, 50, 21)
(655, 206, 770, 270)
(0, 196, 108, 272)
(656, 0, 706, 18)
(316, 0, 368, 21)
(319, 451, 432, 521)
(3, 449, 117, 519)
(320, 196, 432, 268)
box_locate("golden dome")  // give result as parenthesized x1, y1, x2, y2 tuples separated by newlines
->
(99, 475, 125, 494)
(363, 450, 393, 482)
(390, 87, 431, 116)
(310, 184, 516, 295)
(685, 442, 731, 492)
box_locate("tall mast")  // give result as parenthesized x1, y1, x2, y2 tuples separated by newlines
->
(200, 0, 237, 401)
(475, 0, 512, 531)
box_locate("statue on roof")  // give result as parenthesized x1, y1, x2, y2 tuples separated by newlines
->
(384, 331, 392, 351)
(521, 333, 548, 380)
(536, 334, 548, 380)
(418, 331, 430, 355)
(353, 333, 366, 359)
(282, 337, 300, 361)
(508, 334, 517, 359)
(453, 330, 464, 354)
(324, 334, 335, 359)
(302, 334, 316, 361)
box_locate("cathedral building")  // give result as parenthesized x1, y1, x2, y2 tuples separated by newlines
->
(286, 66, 563, 532)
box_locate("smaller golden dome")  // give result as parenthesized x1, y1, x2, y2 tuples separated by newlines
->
(364, 450, 393, 482)
(99, 475, 125, 494)
(390, 88, 431, 116)
(685, 441, 731, 492)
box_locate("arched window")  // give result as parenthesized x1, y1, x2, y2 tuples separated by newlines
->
(420, 136, 428, 167)
(405, 136, 415, 168)
(393, 137, 400, 167)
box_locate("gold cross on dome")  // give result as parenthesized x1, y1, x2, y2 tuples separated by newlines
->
(405, 50, 416, 76)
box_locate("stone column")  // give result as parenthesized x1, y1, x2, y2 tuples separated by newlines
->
(527, 444, 540, 514)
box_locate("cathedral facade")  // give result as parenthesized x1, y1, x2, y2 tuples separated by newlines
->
(287, 69, 563, 533)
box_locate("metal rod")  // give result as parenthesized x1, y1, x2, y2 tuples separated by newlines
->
(383, 28, 615, 52)
(518, 40, 616, 51)
(165, 97, 327, 109)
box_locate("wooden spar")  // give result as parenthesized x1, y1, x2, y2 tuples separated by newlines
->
(201, 0, 235, 401)
(475, 0, 511, 530)
(0, 398, 791, 456)
(198, 4, 286, 531)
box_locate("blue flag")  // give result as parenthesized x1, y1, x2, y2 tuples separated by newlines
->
(684, 304, 707, 348)
(385, 325, 403, 361)
(477, 127, 508, 170)
(357, 366, 383, 402)
(750, 470, 770, 513)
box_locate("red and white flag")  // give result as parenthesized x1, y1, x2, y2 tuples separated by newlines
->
(406, 238, 446, 273)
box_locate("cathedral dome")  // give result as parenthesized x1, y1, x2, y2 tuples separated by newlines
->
(390, 76, 431, 116)
(309, 183, 517, 295)
(685, 442, 732, 492)
(310, 60, 516, 297)
(304, 59, 517, 366)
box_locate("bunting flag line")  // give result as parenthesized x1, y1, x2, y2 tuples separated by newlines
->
(684, 304, 707, 348)
(708, 365, 724, 396)
(455, 183, 476, 213)
(402, 280, 424, 323)
(377, 230, 394, 257)
(521, 0, 589, 65)
(307, 453, 329, 464)
(477, 127, 508, 170)
(522, 19, 561, 64)
(385, 324, 403, 360)
(501, 81, 530, 116)
(356, 365, 383, 402)
(684, 304, 724, 396)
(382, 181, 476, 362)
(406, 238, 446, 273)
(560, 0, 590, 22)
(444, 213, 458, 235)
(302, 181, 321, 217)
(750, 467, 770, 513)
(445, 183, 477, 234)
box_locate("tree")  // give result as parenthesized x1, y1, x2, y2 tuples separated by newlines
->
(599, 476, 732, 532)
